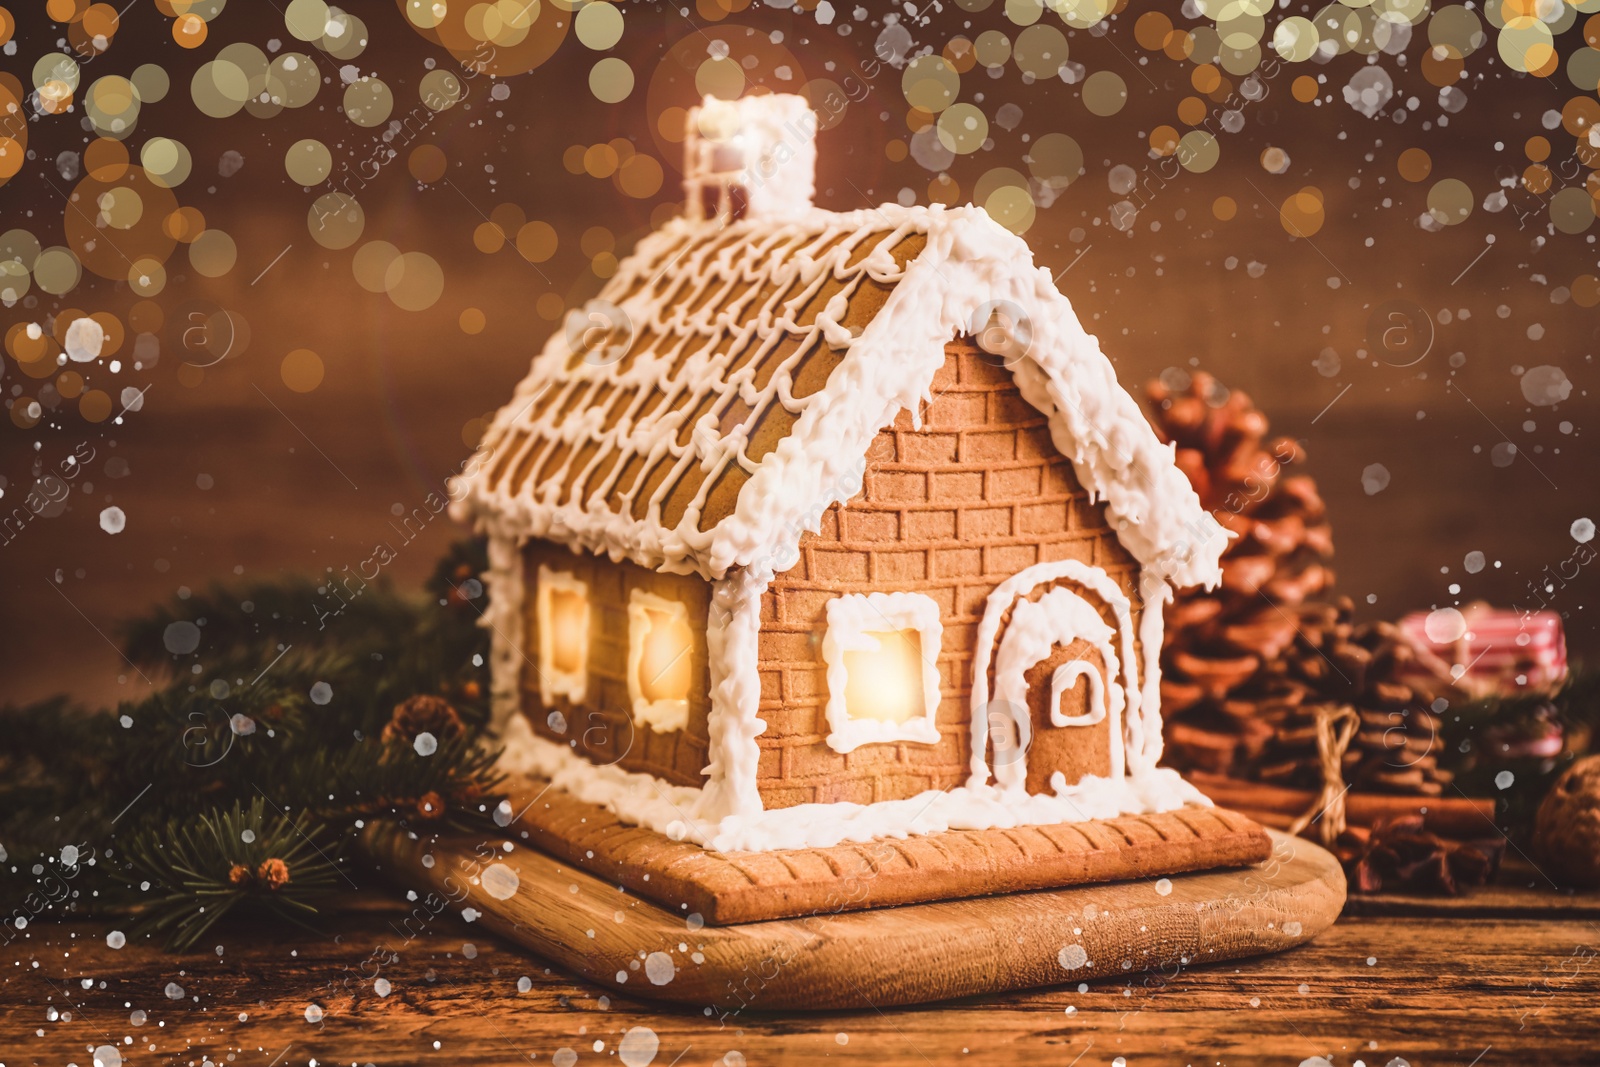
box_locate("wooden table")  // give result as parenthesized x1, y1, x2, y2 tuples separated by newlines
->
(4, 897, 1598, 1067)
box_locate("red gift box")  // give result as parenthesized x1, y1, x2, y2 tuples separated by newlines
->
(1399, 604, 1567, 698)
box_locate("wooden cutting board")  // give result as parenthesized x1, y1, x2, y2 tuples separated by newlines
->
(362, 825, 1345, 1011)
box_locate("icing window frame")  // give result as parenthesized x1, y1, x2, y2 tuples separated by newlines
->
(535, 564, 590, 705)
(626, 589, 694, 733)
(822, 591, 944, 754)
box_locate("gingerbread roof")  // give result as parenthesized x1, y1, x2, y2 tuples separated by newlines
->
(453, 200, 1227, 590)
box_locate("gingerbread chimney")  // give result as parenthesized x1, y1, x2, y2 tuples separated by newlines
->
(683, 94, 816, 224)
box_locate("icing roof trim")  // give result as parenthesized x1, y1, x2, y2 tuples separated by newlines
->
(454, 203, 1227, 590)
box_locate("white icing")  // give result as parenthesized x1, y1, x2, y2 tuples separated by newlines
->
(985, 585, 1126, 793)
(820, 591, 944, 754)
(989, 587, 1125, 791)
(701, 202, 1228, 586)
(695, 564, 768, 822)
(464, 95, 1226, 852)
(452, 203, 1226, 591)
(1050, 662, 1108, 730)
(498, 712, 1211, 853)
(625, 589, 691, 733)
(533, 564, 590, 706)
(500, 712, 712, 836)
(482, 534, 525, 730)
(1134, 573, 1172, 773)
(968, 559, 1143, 788)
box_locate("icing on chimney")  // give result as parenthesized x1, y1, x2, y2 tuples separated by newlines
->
(683, 94, 816, 224)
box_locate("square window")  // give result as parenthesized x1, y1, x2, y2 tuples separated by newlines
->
(627, 589, 693, 732)
(536, 565, 590, 705)
(822, 592, 943, 753)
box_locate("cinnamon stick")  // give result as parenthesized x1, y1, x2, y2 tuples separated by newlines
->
(1187, 771, 1497, 839)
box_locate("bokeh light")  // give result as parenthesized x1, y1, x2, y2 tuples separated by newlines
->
(285, 139, 332, 185)
(281, 347, 324, 392)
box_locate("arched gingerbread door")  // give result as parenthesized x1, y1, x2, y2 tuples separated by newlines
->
(1020, 639, 1115, 794)
(989, 586, 1126, 795)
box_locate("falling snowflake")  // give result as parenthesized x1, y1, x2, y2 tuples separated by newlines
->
(163, 621, 200, 655)
(1424, 607, 1467, 644)
(1342, 67, 1394, 118)
(645, 951, 675, 985)
(619, 1026, 660, 1067)
(65, 317, 106, 362)
(1520, 366, 1572, 407)
(1361, 464, 1391, 496)
(481, 862, 520, 900)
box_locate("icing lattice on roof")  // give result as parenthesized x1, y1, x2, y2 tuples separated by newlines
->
(454, 203, 1226, 589)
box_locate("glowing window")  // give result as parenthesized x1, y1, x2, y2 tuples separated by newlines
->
(535, 565, 589, 705)
(822, 592, 943, 754)
(843, 631, 925, 725)
(627, 589, 693, 732)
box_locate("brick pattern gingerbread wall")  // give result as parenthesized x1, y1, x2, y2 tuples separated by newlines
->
(756, 338, 1145, 808)
(519, 541, 712, 788)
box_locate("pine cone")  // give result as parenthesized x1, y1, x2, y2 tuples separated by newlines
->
(1146, 373, 1461, 797)
(1248, 599, 1458, 795)
(1147, 371, 1335, 771)
(384, 695, 464, 746)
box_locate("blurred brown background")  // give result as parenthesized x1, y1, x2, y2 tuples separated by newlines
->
(2, 0, 1595, 710)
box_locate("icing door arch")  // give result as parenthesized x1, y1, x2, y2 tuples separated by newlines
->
(989, 586, 1127, 795)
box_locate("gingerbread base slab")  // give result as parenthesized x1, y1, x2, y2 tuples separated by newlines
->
(483, 776, 1273, 924)
(362, 825, 1344, 1011)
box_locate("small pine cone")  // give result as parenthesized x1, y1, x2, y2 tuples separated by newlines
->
(416, 791, 446, 821)
(258, 858, 291, 891)
(228, 863, 251, 887)
(384, 695, 464, 745)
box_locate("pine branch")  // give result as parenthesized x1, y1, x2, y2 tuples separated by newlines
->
(117, 799, 345, 951)
(0, 539, 504, 948)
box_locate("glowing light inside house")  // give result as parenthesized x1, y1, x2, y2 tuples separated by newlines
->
(637, 607, 692, 705)
(547, 588, 587, 676)
(842, 630, 924, 724)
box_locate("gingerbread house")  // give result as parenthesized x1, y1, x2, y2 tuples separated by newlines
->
(454, 94, 1230, 854)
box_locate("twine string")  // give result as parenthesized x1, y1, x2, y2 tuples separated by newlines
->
(1286, 705, 1360, 848)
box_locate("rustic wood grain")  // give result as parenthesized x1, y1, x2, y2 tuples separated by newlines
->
(3, 899, 1598, 1065)
(492, 777, 1273, 924)
(349, 825, 1338, 1011)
